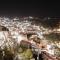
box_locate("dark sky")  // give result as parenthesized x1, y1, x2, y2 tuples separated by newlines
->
(0, 1, 60, 16)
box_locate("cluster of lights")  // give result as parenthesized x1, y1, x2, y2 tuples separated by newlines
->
(0, 17, 46, 48)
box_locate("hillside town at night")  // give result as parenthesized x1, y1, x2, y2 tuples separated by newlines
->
(0, 16, 60, 60)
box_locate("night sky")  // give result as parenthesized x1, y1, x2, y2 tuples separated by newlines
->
(0, 1, 60, 17)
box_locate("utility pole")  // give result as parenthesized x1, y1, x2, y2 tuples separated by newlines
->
(37, 48, 41, 60)
(37, 48, 39, 60)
